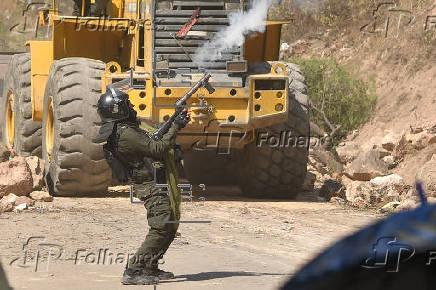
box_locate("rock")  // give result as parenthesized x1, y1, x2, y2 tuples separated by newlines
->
(345, 180, 406, 208)
(319, 179, 345, 199)
(1, 193, 17, 204)
(308, 155, 330, 175)
(29, 191, 53, 202)
(330, 197, 345, 204)
(370, 174, 404, 188)
(0, 193, 18, 212)
(393, 133, 413, 159)
(345, 150, 388, 181)
(393, 131, 435, 158)
(384, 185, 408, 202)
(375, 147, 391, 158)
(349, 196, 368, 208)
(382, 132, 401, 151)
(331, 172, 341, 180)
(401, 187, 416, 200)
(416, 154, 436, 197)
(428, 197, 436, 204)
(405, 131, 431, 150)
(345, 181, 373, 208)
(395, 198, 419, 212)
(410, 126, 423, 134)
(0, 144, 11, 162)
(302, 172, 316, 191)
(0, 157, 33, 197)
(336, 142, 361, 164)
(25, 156, 45, 190)
(382, 155, 396, 169)
(1, 202, 13, 213)
(380, 201, 401, 213)
(14, 203, 27, 212)
(14, 196, 35, 207)
(310, 147, 343, 174)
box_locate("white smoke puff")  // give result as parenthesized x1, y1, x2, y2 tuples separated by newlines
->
(193, 0, 274, 68)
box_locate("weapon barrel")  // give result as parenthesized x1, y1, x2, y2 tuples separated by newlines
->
(150, 72, 213, 141)
(174, 73, 212, 106)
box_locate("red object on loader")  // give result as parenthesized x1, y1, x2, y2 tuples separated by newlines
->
(176, 8, 200, 38)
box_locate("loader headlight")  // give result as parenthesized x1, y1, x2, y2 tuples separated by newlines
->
(274, 66, 284, 74)
(271, 63, 287, 76)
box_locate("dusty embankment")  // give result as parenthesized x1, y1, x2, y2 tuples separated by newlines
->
(278, 0, 436, 212)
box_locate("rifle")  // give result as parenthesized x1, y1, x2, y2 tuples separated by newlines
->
(151, 73, 215, 141)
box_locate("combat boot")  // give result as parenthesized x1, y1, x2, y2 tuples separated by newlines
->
(144, 268, 175, 280)
(121, 268, 159, 285)
(155, 269, 175, 280)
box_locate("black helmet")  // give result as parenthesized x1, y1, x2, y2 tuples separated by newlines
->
(97, 88, 131, 123)
(94, 88, 134, 143)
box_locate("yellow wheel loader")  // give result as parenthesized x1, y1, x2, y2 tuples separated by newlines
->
(0, 0, 310, 198)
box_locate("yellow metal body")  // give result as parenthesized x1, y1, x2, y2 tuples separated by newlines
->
(28, 1, 289, 149)
(26, 41, 53, 121)
(245, 21, 289, 62)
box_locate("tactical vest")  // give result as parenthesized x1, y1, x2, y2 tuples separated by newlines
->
(103, 123, 165, 184)
(102, 121, 182, 221)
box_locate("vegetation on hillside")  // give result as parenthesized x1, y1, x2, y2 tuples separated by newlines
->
(291, 56, 377, 139)
(271, 0, 435, 66)
(271, 0, 434, 139)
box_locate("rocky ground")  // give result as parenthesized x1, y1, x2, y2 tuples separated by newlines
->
(278, 0, 436, 214)
(306, 125, 436, 213)
(1, 186, 380, 290)
(0, 135, 434, 289)
(0, 145, 52, 214)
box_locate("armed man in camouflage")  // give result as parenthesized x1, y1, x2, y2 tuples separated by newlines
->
(95, 88, 190, 285)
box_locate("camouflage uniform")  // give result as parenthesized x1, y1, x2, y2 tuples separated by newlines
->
(95, 86, 189, 284)
(106, 121, 181, 273)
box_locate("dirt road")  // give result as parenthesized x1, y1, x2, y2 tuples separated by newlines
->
(0, 187, 381, 290)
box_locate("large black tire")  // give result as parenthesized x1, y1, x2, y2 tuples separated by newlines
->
(42, 58, 112, 196)
(238, 62, 310, 198)
(183, 150, 238, 186)
(0, 53, 42, 156)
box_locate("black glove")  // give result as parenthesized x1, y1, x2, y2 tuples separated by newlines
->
(174, 110, 190, 130)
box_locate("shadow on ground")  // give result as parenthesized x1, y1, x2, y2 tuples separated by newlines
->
(162, 271, 289, 283)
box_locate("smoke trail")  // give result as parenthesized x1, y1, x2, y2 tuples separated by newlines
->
(193, 0, 274, 68)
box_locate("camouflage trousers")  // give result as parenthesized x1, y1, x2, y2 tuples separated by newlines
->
(128, 182, 179, 271)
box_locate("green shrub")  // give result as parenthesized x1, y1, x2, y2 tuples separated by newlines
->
(290, 56, 377, 138)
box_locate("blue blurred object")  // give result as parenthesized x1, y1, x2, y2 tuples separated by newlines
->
(416, 182, 427, 206)
(282, 185, 436, 290)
